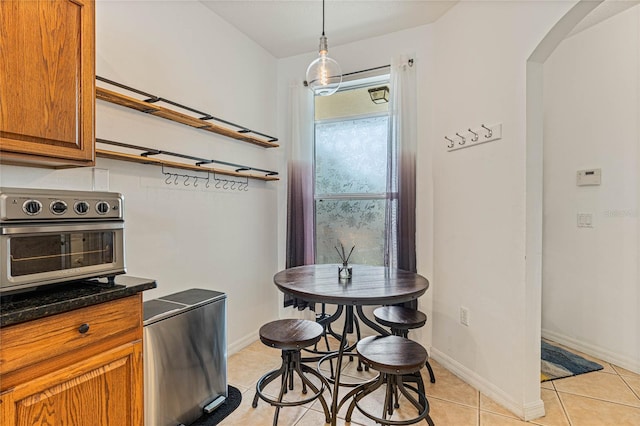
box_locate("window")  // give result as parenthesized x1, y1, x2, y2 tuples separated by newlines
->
(314, 80, 390, 266)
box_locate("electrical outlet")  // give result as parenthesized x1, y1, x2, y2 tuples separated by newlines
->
(460, 306, 470, 327)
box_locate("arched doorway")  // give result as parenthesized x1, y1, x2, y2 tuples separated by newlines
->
(526, 0, 640, 418)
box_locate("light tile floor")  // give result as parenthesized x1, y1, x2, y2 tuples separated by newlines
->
(223, 339, 640, 425)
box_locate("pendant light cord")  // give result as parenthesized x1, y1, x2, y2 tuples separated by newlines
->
(322, 0, 325, 36)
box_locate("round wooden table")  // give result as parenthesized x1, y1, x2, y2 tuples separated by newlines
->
(273, 264, 429, 425)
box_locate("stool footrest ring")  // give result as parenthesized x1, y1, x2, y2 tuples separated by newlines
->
(345, 374, 435, 426)
(254, 363, 328, 407)
(252, 348, 332, 425)
(318, 351, 378, 387)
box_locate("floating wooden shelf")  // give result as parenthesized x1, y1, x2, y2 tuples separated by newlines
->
(95, 138, 278, 183)
(96, 149, 279, 182)
(96, 86, 280, 149)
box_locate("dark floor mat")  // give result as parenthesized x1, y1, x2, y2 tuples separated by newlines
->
(189, 386, 242, 425)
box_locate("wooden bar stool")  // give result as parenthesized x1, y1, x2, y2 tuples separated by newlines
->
(342, 335, 434, 426)
(374, 305, 436, 383)
(252, 319, 331, 425)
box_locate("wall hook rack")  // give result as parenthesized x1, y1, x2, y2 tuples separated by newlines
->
(444, 136, 455, 149)
(468, 128, 479, 142)
(211, 172, 249, 191)
(159, 166, 250, 191)
(481, 124, 493, 138)
(445, 123, 503, 152)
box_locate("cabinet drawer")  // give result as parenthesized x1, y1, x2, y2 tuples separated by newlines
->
(0, 295, 141, 376)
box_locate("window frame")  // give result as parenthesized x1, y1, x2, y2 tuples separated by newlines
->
(312, 79, 391, 265)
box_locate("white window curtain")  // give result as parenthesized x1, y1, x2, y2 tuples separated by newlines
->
(385, 55, 417, 273)
(284, 56, 416, 308)
(284, 80, 314, 309)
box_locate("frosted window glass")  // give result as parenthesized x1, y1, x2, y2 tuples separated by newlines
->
(315, 116, 388, 195)
(315, 199, 386, 266)
(314, 114, 389, 267)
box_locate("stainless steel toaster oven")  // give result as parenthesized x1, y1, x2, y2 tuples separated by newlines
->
(0, 187, 126, 294)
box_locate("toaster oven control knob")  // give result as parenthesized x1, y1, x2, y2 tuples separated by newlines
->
(74, 201, 90, 215)
(50, 200, 68, 215)
(96, 201, 110, 215)
(22, 199, 42, 216)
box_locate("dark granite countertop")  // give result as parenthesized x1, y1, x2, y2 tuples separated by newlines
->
(0, 275, 157, 327)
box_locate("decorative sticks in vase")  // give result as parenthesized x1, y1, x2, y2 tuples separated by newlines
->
(336, 242, 354, 280)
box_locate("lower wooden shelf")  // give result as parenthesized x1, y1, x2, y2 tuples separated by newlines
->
(96, 139, 280, 181)
(96, 148, 279, 182)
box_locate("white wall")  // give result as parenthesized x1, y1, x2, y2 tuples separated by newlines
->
(542, 5, 640, 372)
(275, 1, 580, 420)
(0, 0, 281, 353)
(430, 0, 574, 419)
(274, 2, 594, 419)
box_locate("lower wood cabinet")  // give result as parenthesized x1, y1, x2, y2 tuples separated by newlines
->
(0, 295, 144, 426)
(1, 343, 142, 425)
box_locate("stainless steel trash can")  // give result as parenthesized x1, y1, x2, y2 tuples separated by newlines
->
(143, 288, 227, 426)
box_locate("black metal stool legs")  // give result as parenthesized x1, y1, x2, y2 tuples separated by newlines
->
(345, 335, 435, 426)
(395, 328, 436, 384)
(305, 304, 368, 379)
(344, 372, 434, 426)
(425, 359, 436, 384)
(252, 349, 331, 424)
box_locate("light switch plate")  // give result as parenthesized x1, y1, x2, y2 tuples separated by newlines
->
(577, 213, 593, 228)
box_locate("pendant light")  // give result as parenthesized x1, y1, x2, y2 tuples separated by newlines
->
(305, 0, 342, 96)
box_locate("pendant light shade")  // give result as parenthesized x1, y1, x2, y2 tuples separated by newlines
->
(306, 0, 341, 96)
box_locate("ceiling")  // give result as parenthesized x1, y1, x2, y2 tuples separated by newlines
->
(568, 0, 639, 37)
(200, 0, 638, 59)
(199, 1, 457, 58)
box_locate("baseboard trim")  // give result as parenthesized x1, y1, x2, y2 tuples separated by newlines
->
(542, 329, 640, 374)
(430, 348, 545, 421)
(228, 331, 259, 356)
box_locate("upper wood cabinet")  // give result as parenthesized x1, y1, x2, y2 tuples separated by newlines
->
(0, 0, 95, 167)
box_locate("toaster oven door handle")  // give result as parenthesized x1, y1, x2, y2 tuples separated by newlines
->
(0, 222, 124, 235)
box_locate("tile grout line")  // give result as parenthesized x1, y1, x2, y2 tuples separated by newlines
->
(425, 394, 481, 411)
(291, 405, 312, 426)
(619, 374, 640, 401)
(557, 388, 640, 411)
(555, 389, 574, 426)
(551, 366, 640, 408)
(613, 363, 640, 402)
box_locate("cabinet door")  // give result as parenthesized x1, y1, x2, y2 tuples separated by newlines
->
(0, 342, 143, 426)
(0, 0, 95, 167)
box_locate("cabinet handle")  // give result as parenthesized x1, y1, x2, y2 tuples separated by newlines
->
(78, 323, 90, 334)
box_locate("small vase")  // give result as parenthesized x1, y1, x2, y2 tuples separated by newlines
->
(339, 263, 352, 280)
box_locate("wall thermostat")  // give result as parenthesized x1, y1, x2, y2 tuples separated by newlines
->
(576, 169, 601, 186)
